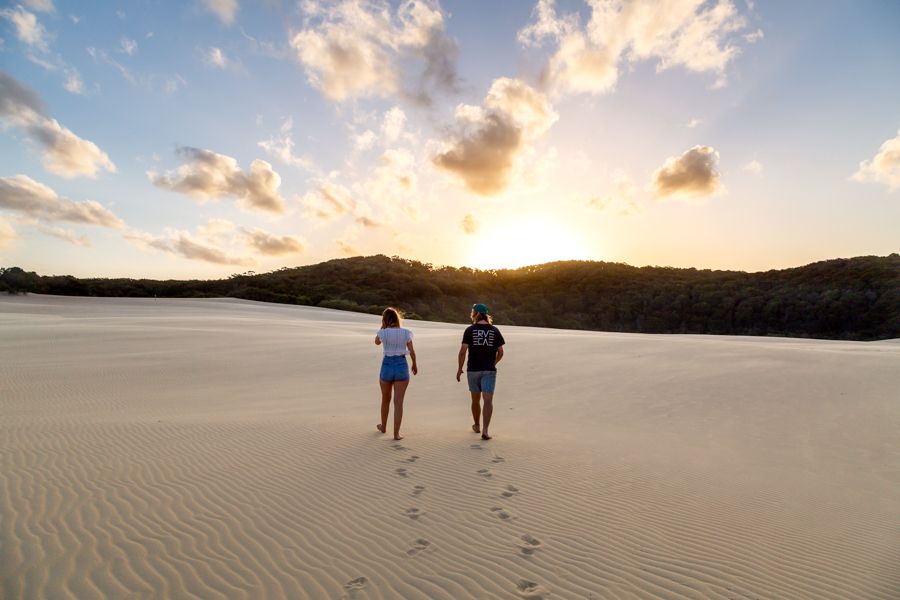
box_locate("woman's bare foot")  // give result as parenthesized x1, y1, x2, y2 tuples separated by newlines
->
(376, 424, 385, 433)
(481, 433, 492, 440)
(472, 423, 481, 433)
(394, 435, 404, 441)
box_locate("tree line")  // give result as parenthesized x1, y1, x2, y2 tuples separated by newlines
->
(2, 254, 898, 340)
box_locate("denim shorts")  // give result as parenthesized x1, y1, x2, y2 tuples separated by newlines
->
(380, 355, 409, 382)
(467, 370, 497, 393)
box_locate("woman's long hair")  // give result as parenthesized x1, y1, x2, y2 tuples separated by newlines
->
(471, 310, 493, 325)
(382, 307, 402, 329)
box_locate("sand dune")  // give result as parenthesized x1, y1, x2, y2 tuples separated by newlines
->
(1, 295, 898, 599)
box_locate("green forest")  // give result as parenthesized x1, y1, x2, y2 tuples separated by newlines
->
(2, 254, 898, 340)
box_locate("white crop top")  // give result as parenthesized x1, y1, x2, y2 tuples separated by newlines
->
(378, 327, 413, 356)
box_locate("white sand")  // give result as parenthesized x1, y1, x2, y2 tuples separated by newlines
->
(1, 294, 898, 600)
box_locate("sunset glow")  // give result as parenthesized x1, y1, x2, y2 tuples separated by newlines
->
(0, 2, 898, 278)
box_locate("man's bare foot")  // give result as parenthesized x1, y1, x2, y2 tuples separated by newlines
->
(481, 433, 492, 440)
(472, 423, 481, 433)
(376, 424, 385, 433)
(394, 435, 404, 441)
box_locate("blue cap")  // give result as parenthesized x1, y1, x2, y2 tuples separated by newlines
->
(472, 303, 490, 315)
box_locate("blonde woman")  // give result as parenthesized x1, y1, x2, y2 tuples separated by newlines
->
(375, 307, 417, 440)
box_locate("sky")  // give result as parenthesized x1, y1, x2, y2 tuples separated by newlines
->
(1, 0, 899, 278)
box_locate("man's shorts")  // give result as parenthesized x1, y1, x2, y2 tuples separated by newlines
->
(379, 355, 409, 382)
(467, 370, 497, 394)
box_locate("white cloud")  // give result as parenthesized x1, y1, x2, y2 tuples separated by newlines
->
(149, 146, 287, 213)
(354, 129, 377, 152)
(0, 71, 116, 178)
(852, 128, 900, 191)
(686, 117, 702, 128)
(588, 168, 640, 215)
(300, 180, 377, 226)
(743, 159, 763, 175)
(120, 37, 137, 55)
(519, 0, 753, 95)
(257, 117, 315, 171)
(206, 46, 228, 68)
(200, 0, 238, 25)
(0, 216, 17, 247)
(126, 227, 254, 266)
(37, 224, 91, 246)
(242, 227, 306, 256)
(63, 69, 86, 95)
(290, 0, 458, 103)
(651, 145, 724, 199)
(0, 174, 124, 227)
(1, 5, 49, 51)
(433, 77, 558, 195)
(23, 0, 55, 13)
(382, 106, 407, 143)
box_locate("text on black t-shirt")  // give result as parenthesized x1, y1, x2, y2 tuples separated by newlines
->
(462, 324, 506, 372)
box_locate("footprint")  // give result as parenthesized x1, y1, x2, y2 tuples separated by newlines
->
(392, 443, 408, 451)
(407, 538, 431, 556)
(491, 455, 506, 463)
(490, 507, 513, 520)
(404, 455, 419, 463)
(470, 443, 483, 450)
(501, 484, 520, 498)
(411, 484, 426, 496)
(518, 534, 542, 556)
(404, 507, 423, 520)
(344, 576, 368, 590)
(395, 468, 408, 477)
(516, 579, 547, 599)
(477, 468, 492, 478)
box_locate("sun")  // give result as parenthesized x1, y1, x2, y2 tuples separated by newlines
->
(466, 220, 591, 270)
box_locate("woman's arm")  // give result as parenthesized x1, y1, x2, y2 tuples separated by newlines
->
(374, 333, 381, 345)
(407, 341, 418, 375)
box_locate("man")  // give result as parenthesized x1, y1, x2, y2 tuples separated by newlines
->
(456, 303, 505, 440)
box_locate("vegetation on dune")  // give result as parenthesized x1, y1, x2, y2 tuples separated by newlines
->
(2, 254, 898, 340)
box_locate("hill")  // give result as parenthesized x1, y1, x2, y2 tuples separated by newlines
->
(2, 254, 898, 340)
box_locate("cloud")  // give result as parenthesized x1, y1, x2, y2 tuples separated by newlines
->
(120, 37, 137, 55)
(686, 117, 702, 128)
(300, 180, 378, 226)
(1, 5, 49, 51)
(149, 146, 287, 213)
(24, 0, 55, 13)
(0, 174, 124, 227)
(205, 46, 228, 68)
(743, 159, 763, 175)
(257, 117, 315, 171)
(354, 129, 377, 152)
(63, 69, 86, 94)
(433, 77, 558, 195)
(241, 227, 305, 256)
(460, 213, 477, 234)
(519, 0, 753, 95)
(290, 0, 458, 103)
(587, 168, 640, 215)
(125, 227, 254, 266)
(335, 239, 359, 256)
(0, 216, 17, 248)
(200, 0, 238, 25)
(852, 129, 900, 191)
(651, 145, 723, 199)
(382, 106, 407, 143)
(37, 224, 91, 246)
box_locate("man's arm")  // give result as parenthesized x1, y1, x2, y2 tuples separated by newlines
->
(456, 343, 468, 382)
(494, 345, 504, 366)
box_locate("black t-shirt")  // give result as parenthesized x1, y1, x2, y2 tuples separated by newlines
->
(462, 323, 505, 372)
